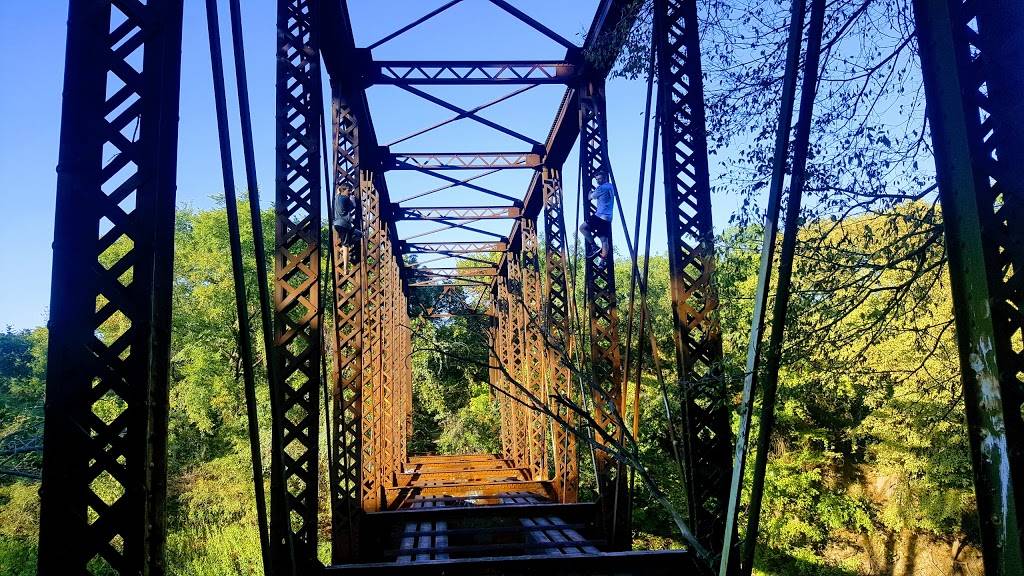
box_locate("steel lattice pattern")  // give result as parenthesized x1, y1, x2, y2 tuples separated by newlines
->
(655, 0, 734, 552)
(542, 168, 578, 503)
(359, 172, 384, 512)
(273, 0, 322, 561)
(39, 1, 183, 573)
(507, 256, 529, 470)
(950, 0, 1024, 548)
(580, 86, 624, 460)
(329, 94, 363, 563)
(521, 218, 548, 480)
(379, 233, 398, 488)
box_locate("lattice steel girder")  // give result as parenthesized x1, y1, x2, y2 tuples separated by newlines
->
(579, 79, 630, 550)
(410, 267, 498, 278)
(654, 0, 734, 556)
(379, 240, 397, 496)
(369, 60, 579, 85)
(422, 312, 495, 319)
(388, 152, 543, 170)
(272, 0, 323, 570)
(360, 171, 384, 513)
(915, 0, 1024, 572)
(506, 254, 529, 470)
(403, 241, 508, 253)
(520, 217, 548, 481)
(393, 205, 523, 220)
(39, 2, 184, 574)
(329, 84, 364, 564)
(408, 279, 493, 288)
(540, 167, 578, 503)
(496, 277, 516, 462)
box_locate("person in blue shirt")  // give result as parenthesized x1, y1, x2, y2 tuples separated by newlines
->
(581, 169, 614, 259)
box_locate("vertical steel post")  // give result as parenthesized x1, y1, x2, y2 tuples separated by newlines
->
(507, 248, 528, 470)
(360, 171, 384, 512)
(541, 166, 578, 502)
(653, 0, 734, 556)
(521, 217, 548, 480)
(580, 78, 630, 549)
(379, 234, 395, 490)
(496, 278, 514, 462)
(914, 0, 1024, 572)
(329, 87, 364, 562)
(39, 1, 183, 574)
(272, 0, 322, 569)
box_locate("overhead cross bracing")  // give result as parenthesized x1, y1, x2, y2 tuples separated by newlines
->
(37, 0, 1024, 575)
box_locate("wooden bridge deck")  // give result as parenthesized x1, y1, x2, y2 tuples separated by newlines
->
(326, 454, 705, 575)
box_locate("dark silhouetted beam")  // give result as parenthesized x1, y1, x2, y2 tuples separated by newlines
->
(388, 152, 542, 170)
(410, 267, 498, 278)
(370, 61, 578, 85)
(403, 241, 507, 253)
(394, 206, 522, 220)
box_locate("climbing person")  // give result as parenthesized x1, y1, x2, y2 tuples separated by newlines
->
(332, 187, 362, 269)
(581, 169, 614, 260)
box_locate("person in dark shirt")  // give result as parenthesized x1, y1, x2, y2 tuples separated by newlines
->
(332, 188, 361, 267)
(581, 170, 614, 259)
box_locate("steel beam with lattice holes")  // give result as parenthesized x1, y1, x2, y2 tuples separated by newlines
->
(506, 254, 530, 471)
(329, 88, 364, 564)
(520, 218, 548, 481)
(403, 241, 508, 254)
(579, 79, 630, 550)
(360, 171, 385, 513)
(654, 0, 734, 557)
(393, 205, 523, 220)
(271, 0, 323, 569)
(370, 60, 578, 85)
(388, 152, 542, 171)
(915, 0, 1024, 572)
(495, 278, 516, 463)
(410, 267, 498, 279)
(39, 2, 184, 573)
(379, 240, 397, 495)
(540, 167, 578, 503)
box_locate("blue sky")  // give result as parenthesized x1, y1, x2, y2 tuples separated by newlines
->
(0, 0, 740, 329)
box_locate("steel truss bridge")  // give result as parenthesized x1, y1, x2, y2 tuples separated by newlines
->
(35, 0, 1024, 575)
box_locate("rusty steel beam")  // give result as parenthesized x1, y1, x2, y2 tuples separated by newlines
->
(521, 217, 548, 481)
(408, 279, 492, 288)
(654, 0, 734, 558)
(369, 60, 579, 85)
(422, 312, 494, 319)
(579, 78, 630, 550)
(393, 205, 522, 221)
(388, 152, 543, 171)
(403, 241, 507, 254)
(496, 276, 516, 464)
(271, 0, 323, 571)
(360, 171, 385, 514)
(540, 167, 577, 503)
(328, 79, 366, 563)
(410, 268, 498, 278)
(506, 251, 529, 472)
(39, 1, 184, 573)
(379, 237, 397, 499)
